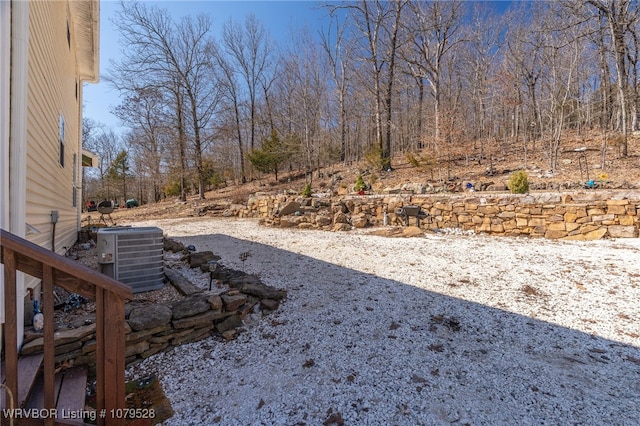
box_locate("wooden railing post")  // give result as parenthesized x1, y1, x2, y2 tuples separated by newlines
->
(42, 264, 55, 426)
(95, 287, 127, 426)
(2, 248, 18, 411)
(95, 287, 105, 425)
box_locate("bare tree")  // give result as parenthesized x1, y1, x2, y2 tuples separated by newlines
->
(333, 0, 408, 170)
(110, 1, 219, 199)
(221, 14, 274, 152)
(538, 10, 584, 171)
(108, 2, 189, 201)
(505, 3, 549, 151)
(403, 0, 465, 152)
(627, 22, 640, 132)
(89, 0, 640, 196)
(461, 3, 506, 161)
(210, 42, 248, 182)
(277, 27, 330, 181)
(381, 0, 407, 170)
(582, 0, 639, 157)
(82, 122, 123, 202)
(321, 12, 353, 163)
(178, 16, 221, 199)
(113, 87, 168, 202)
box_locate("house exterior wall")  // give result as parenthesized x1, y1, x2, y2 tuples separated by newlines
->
(26, 0, 83, 254)
(1, 0, 99, 348)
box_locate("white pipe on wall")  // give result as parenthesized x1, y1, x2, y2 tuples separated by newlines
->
(0, 0, 10, 331)
(8, 0, 30, 347)
(10, 0, 28, 237)
(1, 0, 10, 232)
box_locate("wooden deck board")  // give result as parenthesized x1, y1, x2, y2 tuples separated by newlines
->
(17, 353, 45, 408)
(1, 353, 44, 409)
(56, 365, 88, 412)
(24, 369, 63, 410)
(22, 365, 89, 425)
(55, 365, 90, 425)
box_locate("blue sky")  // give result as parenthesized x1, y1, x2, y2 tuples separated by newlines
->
(83, 0, 330, 132)
(83, 1, 513, 134)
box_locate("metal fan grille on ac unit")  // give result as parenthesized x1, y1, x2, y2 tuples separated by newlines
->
(97, 227, 164, 293)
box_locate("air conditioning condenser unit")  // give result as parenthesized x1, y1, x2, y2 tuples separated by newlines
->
(97, 227, 164, 293)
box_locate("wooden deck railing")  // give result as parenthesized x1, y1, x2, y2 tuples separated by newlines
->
(1, 229, 133, 426)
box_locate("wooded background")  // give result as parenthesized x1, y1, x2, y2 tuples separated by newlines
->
(82, 0, 638, 206)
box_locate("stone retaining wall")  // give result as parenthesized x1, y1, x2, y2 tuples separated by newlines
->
(21, 257, 286, 375)
(244, 190, 640, 240)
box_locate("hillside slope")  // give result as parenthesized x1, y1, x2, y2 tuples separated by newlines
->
(103, 131, 640, 222)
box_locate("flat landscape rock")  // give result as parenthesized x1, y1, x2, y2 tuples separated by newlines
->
(171, 294, 210, 319)
(165, 268, 201, 295)
(128, 304, 173, 331)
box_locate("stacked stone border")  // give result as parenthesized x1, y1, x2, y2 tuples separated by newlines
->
(20, 240, 286, 375)
(244, 190, 640, 240)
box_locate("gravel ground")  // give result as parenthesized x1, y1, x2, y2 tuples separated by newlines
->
(123, 217, 640, 426)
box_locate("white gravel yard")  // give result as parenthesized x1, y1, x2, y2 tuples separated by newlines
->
(124, 217, 640, 425)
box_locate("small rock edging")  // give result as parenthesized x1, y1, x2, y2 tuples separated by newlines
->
(21, 239, 286, 374)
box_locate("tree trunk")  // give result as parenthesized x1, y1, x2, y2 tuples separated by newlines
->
(176, 90, 187, 202)
(609, 18, 629, 156)
(381, 1, 403, 171)
(417, 77, 424, 150)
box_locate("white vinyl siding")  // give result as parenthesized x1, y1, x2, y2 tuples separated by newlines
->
(26, 1, 82, 253)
